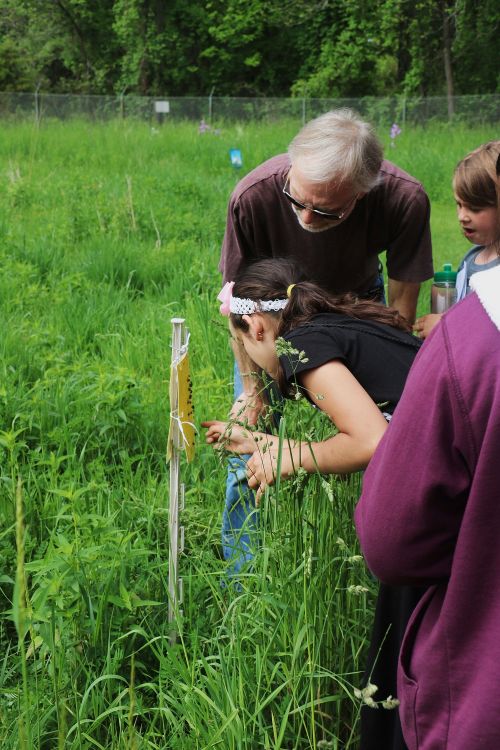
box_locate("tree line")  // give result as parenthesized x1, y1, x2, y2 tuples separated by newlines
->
(0, 0, 498, 98)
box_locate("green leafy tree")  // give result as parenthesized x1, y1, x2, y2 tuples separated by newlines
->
(0, 0, 498, 96)
(0, 0, 119, 92)
(201, 0, 313, 95)
(113, 0, 216, 94)
(0, 0, 37, 90)
(452, 0, 500, 93)
(291, 0, 396, 97)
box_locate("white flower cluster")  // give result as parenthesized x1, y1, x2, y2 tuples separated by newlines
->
(354, 683, 400, 710)
(229, 297, 288, 315)
(347, 584, 370, 595)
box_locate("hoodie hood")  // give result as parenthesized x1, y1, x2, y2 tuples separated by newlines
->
(470, 264, 500, 331)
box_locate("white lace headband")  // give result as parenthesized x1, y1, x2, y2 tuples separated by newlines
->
(218, 281, 288, 316)
(229, 297, 288, 315)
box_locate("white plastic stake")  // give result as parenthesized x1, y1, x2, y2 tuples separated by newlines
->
(168, 317, 186, 634)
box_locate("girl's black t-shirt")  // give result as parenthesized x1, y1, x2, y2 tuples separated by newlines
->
(279, 313, 421, 415)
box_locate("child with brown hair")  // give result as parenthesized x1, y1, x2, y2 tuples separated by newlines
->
(414, 140, 500, 339)
(204, 257, 420, 497)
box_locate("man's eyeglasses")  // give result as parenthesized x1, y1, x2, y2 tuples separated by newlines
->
(282, 177, 357, 221)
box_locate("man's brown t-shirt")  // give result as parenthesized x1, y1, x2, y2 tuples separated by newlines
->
(219, 154, 433, 295)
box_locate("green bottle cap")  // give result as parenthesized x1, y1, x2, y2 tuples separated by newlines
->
(433, 263, 457, 283)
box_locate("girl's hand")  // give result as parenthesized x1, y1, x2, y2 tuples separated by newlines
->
(229, 390, 265, 426)
(246, 446, 295, 504)
(201, 420, 259, 454)
(413, 313, 443, 339)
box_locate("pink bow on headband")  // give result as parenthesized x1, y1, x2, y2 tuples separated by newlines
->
(217, 281, 234, 316)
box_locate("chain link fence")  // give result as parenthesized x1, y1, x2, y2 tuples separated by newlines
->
(0, 91, 499, 126)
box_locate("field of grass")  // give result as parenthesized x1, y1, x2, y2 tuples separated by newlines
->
(0, 118, 497, 749)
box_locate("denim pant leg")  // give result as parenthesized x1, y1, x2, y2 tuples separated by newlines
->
(221, 363, 259, 574)
(375, 264, 387, 304)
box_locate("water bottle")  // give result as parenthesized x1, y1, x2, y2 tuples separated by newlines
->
(431, 263, 457, 314)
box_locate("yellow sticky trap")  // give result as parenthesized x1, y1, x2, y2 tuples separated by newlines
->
(177, 351, 195, 461)
(167, 350, 195, 463)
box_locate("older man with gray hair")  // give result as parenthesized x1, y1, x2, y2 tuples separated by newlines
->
(218, 107, 432, 556)
(221, 109, 432, 318)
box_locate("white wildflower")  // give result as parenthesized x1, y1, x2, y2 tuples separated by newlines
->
(347, 585, 369, 595)
(302, 545, 312, 577)
(382, 696, 400, 710)
(321, 478, 335, 504)
(354, 683, 380, 708)
(363, 683, 378, 698)
(275, 337, 299, 357)
(355, 683, 399, 710)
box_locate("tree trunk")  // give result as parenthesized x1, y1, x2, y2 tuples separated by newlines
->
(442, 1, 454, 119)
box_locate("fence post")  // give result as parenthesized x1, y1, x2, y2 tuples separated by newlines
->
(34, 83, 41, 126)
(119, 88, 128, 120)
(208, 86, 215, 123)
(302, 97, 306, 125)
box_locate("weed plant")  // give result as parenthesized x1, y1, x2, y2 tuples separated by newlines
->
(0, 118, 497, 748)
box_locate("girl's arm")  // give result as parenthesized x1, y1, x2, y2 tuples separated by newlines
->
(246, 360, 388, 500)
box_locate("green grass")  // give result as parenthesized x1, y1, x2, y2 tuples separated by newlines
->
(0, 117, 497, 749)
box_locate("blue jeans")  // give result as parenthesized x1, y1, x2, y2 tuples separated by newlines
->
(221, 364, 259, 575)
(367, 265, 386, 304)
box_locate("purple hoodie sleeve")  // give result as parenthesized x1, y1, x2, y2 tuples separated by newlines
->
(354, 322, 473, 586)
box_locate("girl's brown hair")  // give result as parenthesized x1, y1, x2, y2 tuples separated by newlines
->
(453, 140, 500, 210)
(230, 258, 412, 391)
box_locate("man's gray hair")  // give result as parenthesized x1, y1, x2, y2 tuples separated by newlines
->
(288, 109, 383, 193)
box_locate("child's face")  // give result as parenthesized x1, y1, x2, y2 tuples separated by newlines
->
(241, 332, 279, 379)
(455, 195, 499, 247)
(234, 321, 279, 379)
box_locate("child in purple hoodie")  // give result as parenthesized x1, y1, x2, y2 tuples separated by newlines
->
(355, 254, 500, 748)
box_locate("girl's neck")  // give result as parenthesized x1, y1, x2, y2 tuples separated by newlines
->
(477, 241, 500, 264)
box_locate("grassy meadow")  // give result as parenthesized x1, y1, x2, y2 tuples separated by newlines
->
(0, 117, 497, 749)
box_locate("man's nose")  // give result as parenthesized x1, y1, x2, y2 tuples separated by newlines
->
(300, 207, 316, 224)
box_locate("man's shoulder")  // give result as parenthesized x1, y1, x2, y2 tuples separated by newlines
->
(378, 159, 427, 194)
(231, 154, 290, 203)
